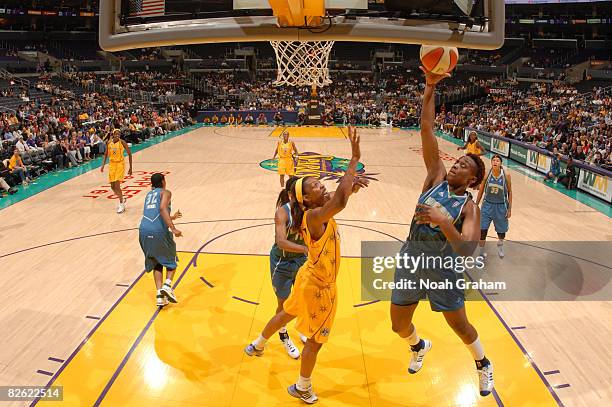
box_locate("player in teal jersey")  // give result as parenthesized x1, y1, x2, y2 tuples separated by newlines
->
(390, 68, 494, 397)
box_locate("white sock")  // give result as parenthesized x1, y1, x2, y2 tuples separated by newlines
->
(279, 326, 287, 334)
(297, 375, 312, 391)
(252, 335, 267, 350)
(497, 240, 503, 247)
(404, 327, 420, 346)
(479, 245, 487, 254)
(156, 289, 162, 295)
(466, 336, 485, 361)
(164, 278, 172, 286)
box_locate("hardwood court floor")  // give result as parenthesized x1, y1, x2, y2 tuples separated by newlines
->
(1, 125, 611, 406)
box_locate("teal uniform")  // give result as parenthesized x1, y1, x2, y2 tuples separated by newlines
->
(138, 188, 178, 271)
(270, 203, 307, 299)
(392, 181, 470, 312)
(480, 169, 509, 234)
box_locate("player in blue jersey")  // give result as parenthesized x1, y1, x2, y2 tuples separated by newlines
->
(476, 154, 513, 259)
(390, 68, 494, 397)
(139, 173, 183, 308)
(269, 176, 309, 359)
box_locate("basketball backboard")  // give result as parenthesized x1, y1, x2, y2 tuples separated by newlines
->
(99, 0, 504, 52)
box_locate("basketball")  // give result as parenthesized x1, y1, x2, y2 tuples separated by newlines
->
(419, 45, 459, 74)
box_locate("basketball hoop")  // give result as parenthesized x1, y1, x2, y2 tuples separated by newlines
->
(270, 41, 335, 88)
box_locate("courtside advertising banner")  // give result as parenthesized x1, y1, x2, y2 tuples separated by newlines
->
(578, 168, 612, 203)
(491, 138, 510, 157)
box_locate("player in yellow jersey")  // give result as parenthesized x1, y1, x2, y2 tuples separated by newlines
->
(245, 127, 368, 404)
(100, 129, 133, 214)
(273, 130, 298, 187)
(458, 131, 485, 156)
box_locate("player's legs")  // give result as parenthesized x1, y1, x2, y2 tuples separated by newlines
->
(492, 204, 509, 258)
(271, 256, 307, 348)
(109, 180, 125, 213)
(442, 307, 494, 396)
(160, 268, 178, 303)
(391, 302, 431, 374)
(287, 338, 322, 404)
(280, 174, 285, 188)
(479, 203, 494, 258)
(152, 264, 168, 307)
(245, 309, 296, 356)
(159, 235, 179, 303)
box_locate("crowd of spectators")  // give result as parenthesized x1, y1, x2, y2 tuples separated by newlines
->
(1, 79, 195, 198)
(438, 81, 611, 171)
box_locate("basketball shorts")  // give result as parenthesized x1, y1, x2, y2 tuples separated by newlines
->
(391, 245, 465, 312)
(270, 250, 307, 299)
(480, 201, 509, 234)
(277, 158, 295, 175)
(283, 267, 337, 343)
(139, 230, 178, 272)
(108, 162, 125, 183)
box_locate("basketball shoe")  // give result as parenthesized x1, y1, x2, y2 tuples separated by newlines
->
(408, 339, 432, 374)
(288, 384, 318, 404)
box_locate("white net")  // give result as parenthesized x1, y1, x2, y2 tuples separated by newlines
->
(270, 41, 335, 88)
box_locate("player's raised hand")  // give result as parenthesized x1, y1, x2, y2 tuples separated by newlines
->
(352, 177, 369, 193)
(420, 66, 451, 86)
(171, 210, 182, 220)
(348, 126, 360, 161)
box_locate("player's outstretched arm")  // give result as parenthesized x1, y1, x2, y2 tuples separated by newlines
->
(420, 67, 450, 191)
(308, 126, 360, 226)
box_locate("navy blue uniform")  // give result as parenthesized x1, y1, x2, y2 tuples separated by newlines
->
(392, 181, 470, 312)
(138, 188, 178, 272)
(270, 203, 307, 299)
(480, 169, 509, 234)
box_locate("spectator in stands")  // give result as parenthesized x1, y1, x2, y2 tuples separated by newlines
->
(4, 128, 15, 141)
(91, 131, 106, 156)
(273, 111, 283, 126)
(15, 136, 31, 154)
(0, 175, 17, 196)
(558, 156, 577, 189)
(323, 113, 334, 126)
(296, 112, 305, 126)
(78, 130, 92, 160)
(8, 149, 31, 185)
(257, 113, 268, 125)
(544, 150, 561, 183)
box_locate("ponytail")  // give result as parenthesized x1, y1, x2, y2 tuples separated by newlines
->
(276, 189, 290, 208)
(276, 176, 300, 209)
